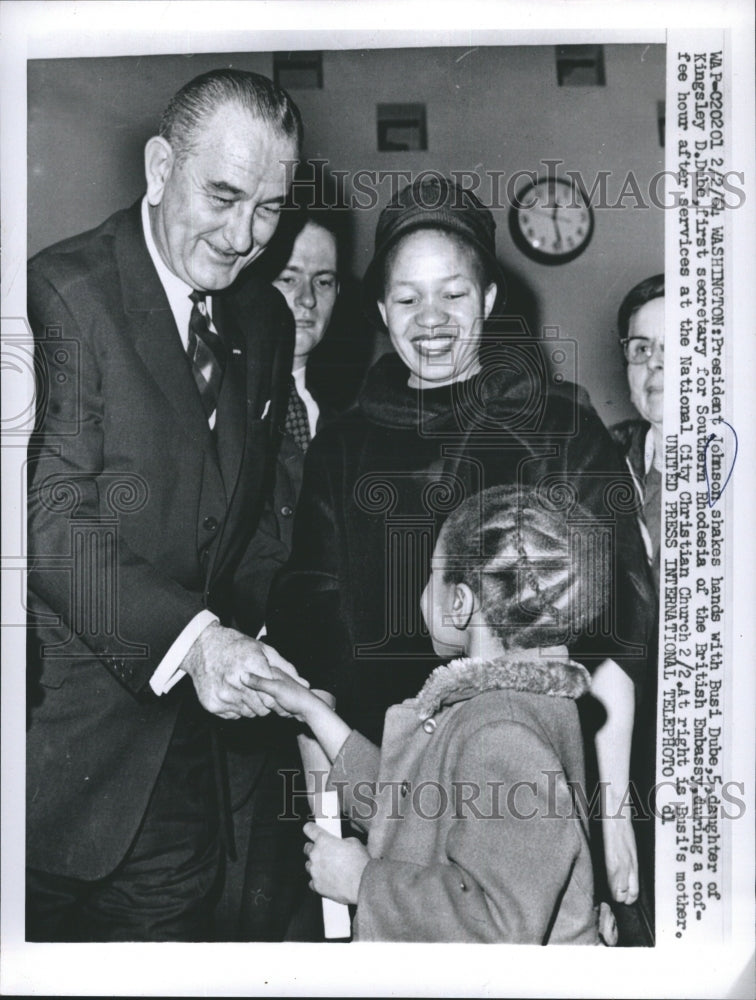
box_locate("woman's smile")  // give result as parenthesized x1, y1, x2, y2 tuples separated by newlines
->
(377, 229, 496, 390)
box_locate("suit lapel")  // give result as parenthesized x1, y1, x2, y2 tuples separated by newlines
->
(114, 203, 215, 455)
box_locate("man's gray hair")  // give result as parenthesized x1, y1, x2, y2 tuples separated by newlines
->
(159, 68, 303, 160)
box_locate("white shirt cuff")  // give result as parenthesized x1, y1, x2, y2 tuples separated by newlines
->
(149, 609, 219, 695)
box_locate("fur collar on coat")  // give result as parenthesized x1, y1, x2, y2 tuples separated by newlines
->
(410, 655, 591, 722)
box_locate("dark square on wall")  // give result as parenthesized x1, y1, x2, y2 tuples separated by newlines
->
(273, 51, 323, 90)
(377, 103, 427, 151)
(555, 44, 606, 86)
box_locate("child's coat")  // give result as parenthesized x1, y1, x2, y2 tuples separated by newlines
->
(328, 656, 599, 943)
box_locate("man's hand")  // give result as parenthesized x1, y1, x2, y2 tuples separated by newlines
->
(303, 822, 369, 905)
(182, 621, 306, 719)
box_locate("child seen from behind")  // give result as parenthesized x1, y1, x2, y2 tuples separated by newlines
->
(250, 485, 603, 943)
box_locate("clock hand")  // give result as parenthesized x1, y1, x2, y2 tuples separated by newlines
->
(551, 204, 563, 249)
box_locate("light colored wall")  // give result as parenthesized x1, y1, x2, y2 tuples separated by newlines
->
(28, 44, 665, 425)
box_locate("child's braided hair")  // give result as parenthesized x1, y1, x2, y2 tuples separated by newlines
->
(441, 484, 610, 649)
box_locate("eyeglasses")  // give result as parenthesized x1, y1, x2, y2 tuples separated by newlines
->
(620, 337, 665, 365)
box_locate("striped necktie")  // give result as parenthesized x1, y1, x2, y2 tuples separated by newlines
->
(187, 290, 226, 423)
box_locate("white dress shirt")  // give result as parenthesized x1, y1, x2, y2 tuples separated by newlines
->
(292, 364, 320, 438)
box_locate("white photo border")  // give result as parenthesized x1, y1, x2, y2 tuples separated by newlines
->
(2, 2, 754, 997)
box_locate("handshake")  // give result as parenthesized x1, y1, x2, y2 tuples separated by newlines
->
(182, 620, 314, 720)
(183, 622, 367, 905)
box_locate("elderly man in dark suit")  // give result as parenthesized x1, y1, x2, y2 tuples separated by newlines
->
(26, 68, 305, 941)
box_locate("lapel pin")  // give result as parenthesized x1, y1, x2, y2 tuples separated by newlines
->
(232, 348, 242, 356)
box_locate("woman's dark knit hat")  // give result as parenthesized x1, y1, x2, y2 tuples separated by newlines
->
(362, 174, 507, 329)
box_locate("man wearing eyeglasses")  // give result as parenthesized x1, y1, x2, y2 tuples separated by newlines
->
(613, 274, 665, 591)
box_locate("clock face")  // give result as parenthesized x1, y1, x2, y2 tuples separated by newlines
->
(509, 177, 594, 264)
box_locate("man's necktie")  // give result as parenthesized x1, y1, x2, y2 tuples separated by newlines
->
(187, 290, 226, 423)
(284, 377, 311, 452)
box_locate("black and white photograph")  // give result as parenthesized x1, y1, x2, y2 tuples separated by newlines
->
(1, 2, 753, 996)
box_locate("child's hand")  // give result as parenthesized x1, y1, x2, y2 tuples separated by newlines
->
(602, 813, 639, 905)
(303, 822, 369, 905)
(242, 664, 318, 722)
(260, 642, 310, 687)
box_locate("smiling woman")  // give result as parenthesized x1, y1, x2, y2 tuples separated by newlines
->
(377, 229, 497, 389)
(267, 176, 657, 941)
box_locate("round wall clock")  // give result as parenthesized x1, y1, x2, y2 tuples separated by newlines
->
(509, 176, 594, 265)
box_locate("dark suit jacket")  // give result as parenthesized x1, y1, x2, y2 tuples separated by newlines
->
(220, 379, 335, 824)
(272, 378, 335, 552)
(26, 201, 293, 879)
